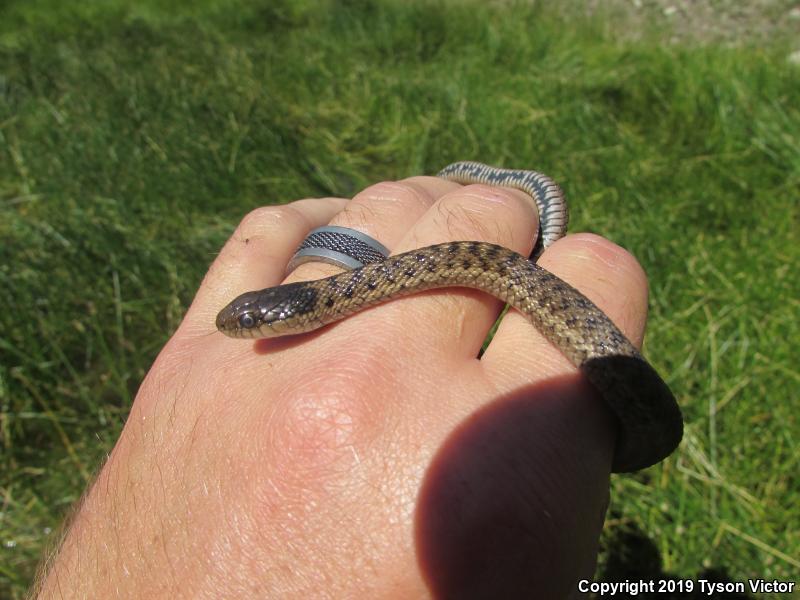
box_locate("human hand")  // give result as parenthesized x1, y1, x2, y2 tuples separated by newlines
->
(37, 174, 651, 598)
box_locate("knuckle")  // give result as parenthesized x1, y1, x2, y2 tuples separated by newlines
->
(451, 183, 534, 213)
(235, 205, 310, 241)
(417, 184, 539, 257)
(259, 349, 396, 478)
(432, 193, 514, 243)
(563, 234, 646, 282)
(354, 180, 431, 210)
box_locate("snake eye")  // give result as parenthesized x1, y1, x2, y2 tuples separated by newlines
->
(238, 313, 257, 329)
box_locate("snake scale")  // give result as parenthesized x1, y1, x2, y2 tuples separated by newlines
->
(216, 162, 683, 472)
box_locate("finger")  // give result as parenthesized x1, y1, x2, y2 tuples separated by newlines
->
(374, 182, 541, 359)
(481, 233, 650, 390)
(283, 176, 456, 285)
(182, 197, 348, 334)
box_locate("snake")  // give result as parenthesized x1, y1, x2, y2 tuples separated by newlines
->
(216, 162, 683, 473)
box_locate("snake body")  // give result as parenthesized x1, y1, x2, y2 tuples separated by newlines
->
(216, 162, 683, 472)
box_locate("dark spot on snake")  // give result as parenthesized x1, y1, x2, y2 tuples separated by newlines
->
(286, 286, 319, 316)
(537, 291, 550, 305)
(405, 268, 416, 277)
(462, 259, 472, 269)
(325, 297, 335, 308)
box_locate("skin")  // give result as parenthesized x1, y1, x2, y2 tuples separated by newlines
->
(35, 175, 650, 599)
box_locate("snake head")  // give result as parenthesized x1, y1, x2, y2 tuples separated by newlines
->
(215, 282, 318, 338)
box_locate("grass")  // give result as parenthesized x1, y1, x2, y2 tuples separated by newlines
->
(1, 0, 798, 596)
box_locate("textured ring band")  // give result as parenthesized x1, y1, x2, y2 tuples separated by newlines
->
(286, 226, 391, 273)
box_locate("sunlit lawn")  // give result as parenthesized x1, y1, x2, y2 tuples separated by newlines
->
(1, 1, 798, 596)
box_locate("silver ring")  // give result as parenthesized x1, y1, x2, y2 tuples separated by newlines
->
(286, 226, 390, 273)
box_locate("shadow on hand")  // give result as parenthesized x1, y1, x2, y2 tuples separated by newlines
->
(414, 376, 615, 599)
(412, 375, 747, 599)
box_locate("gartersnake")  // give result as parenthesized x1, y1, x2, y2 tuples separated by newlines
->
(216, 162, 683, 472)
